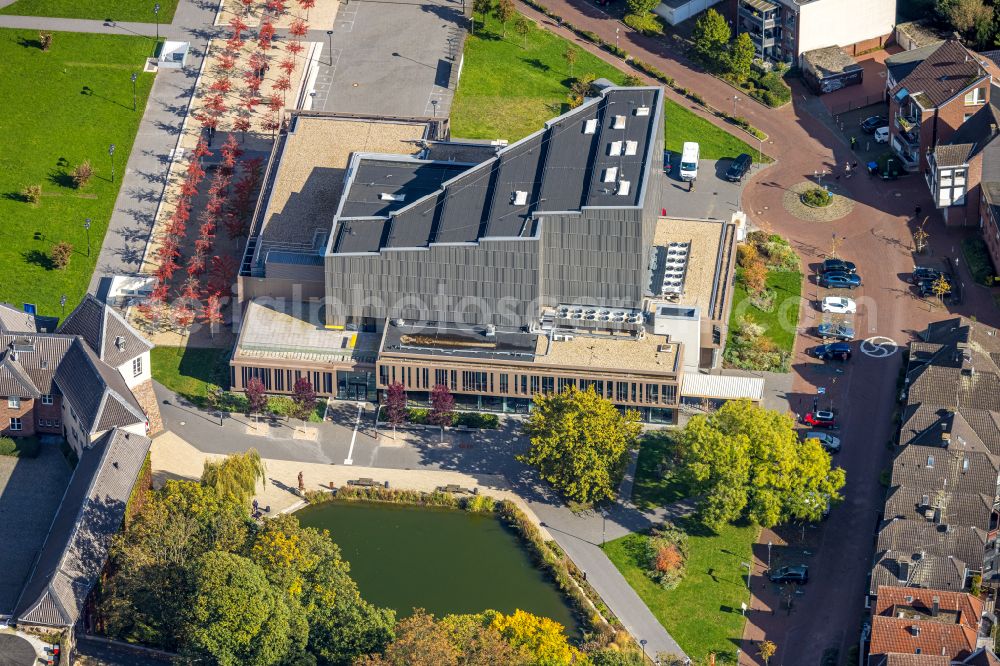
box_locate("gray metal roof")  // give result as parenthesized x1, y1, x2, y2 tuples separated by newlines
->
(0, 303, 38, 334)
(330, 86, 662, 254)
(886, 43, 944, 84)
(54, 339, 145, 435)
(339, 158, 470, 219)
(0, 351, 41, 399)
(381, 321, 539, 361)
(14, 428, 152, 627)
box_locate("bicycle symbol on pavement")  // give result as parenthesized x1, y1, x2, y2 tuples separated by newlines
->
(860, 336, 899, 358)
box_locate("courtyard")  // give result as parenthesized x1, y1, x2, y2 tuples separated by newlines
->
(0, 443, 72, 615)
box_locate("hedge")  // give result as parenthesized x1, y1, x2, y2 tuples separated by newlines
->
(0, 436, 40, 458)
(962, 237, 996, 286)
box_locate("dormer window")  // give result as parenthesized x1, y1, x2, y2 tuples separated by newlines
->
(616, 180, 631, 196)
(624, 140, 638, 156)
(583, 118, 598, 134)
(511, 191, 528, 206)
(612, 115, 626, 129)
(603, 167, 618, 183)
(609, 141, 623, 156)
(927, 455, 935, 468)
(635, 106, 650, 116)
(115, 335, 126, 352)
(379, 193, 405, 202)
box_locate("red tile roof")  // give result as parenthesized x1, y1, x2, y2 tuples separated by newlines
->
(871, 587, 982, 662)
(875, 586, 984, 622)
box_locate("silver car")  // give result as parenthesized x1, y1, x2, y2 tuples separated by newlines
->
(805, 431, 841, 452)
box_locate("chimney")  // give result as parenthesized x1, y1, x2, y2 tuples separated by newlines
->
(931, 596, 940, 616)
(992, 123, 998, 136)
(911, 624, 921, 637)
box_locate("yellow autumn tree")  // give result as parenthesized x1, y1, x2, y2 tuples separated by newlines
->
(490, 609, 586, 666)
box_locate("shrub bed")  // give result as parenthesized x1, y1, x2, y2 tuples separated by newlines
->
(962, 237, 996, 286)
(801, 187, 832, 208)
(379, 407, 499, 429)
(0, 435, 40, 458)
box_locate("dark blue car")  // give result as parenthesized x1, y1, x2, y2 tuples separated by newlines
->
(819, 271, 862, 289)
(811, 343, 852, 361)
(817, 322, 855, 341)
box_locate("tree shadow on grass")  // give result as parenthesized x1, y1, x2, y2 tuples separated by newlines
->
(521, 57, 551, 72)
(22, 249, 55, 270)
(47, 168, 76, 190)
(2, 191, 30, 203)
(15, 36, 43, 50)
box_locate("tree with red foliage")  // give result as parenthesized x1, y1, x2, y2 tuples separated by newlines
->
(257, 21, 276, 50)
(240, 94, 261, 113)
(209, 255, 239, 294)
(193, 136, 213, 163)
(233, 157, 264, 218)
(239, 0, 253, 15)
(173, 301, 196, 330)
(186, 158, 206, 184)
(285, 40, 304, 57)
(199, 293, 225, 339)
(429, 384, 455, 442)
(180, 178, 200, 199)
(156, 256, 181, 283)
(218, 53, 237, 72)
(248, 50, 268, 77)
(210, 77, 232, 94)
(266, 94, 283, 113)
(274, 74, 291, 101)
(228, 15, 249, 38)
(181, 277, 201, 303)
(384, 382, 407, 440)
(225, 34, 245, 52)
(266, 0, 288, 16)
(297, 0, 316, 19)
(205, 93, 227, 116)
(234, 115, 252, 143)
(289, 18, 308, 39)
(245, 376, 268, 427)
(150, 282, 170, 303)
(291, 376, 317, 423)
(279, 57, 296, 76)
(221, 134, 243, 173)
(186, 253, 206, 277)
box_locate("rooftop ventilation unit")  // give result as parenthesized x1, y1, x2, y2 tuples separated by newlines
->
(616, 180, 631, 196)
(625, 140, 638, 156)
(661, 241, 691, 295)
(603, 167, 618, 183)
(583, 118, 598, 134)
(379, 192, 405, 202)
(485, 324, 496, 337)
(609, 141, 623, 156)
(612, 115, 626, 129)
(511, 190, 528, 205)
(635, 106, 650, 116)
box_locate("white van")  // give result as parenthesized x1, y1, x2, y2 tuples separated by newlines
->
(679, 142, 699, 181)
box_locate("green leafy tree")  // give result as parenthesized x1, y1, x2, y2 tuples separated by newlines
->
(676, 399, 845, 529)
(563, 46, 578, 77)
(201, 448, 266, 505)
(691, 8, 730, 69)
(472, 0, 493, 34)
(493, 0, 516, 37)
(514, 15, 531, 48)
(520, 386, 642, 504)
(626, 0, 659, 14)
(937, 0, 992, 37)
(729, 31, 755, 83)
(357, 610, 459, 666)
(185, 551, 307, 666)
(623, 73, 643, 86)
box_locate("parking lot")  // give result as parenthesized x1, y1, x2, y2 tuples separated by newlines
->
(309, 0, 465, 117)
(660, 156, 751, 220)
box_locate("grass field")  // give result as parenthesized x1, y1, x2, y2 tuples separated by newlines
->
(0, 29, 156, 318)
(632, 432, 689, 511)
(603, 520, 758, 664)
(728, 269, 802, 355)
(450, 16, 762, 161)
(0, 0, 178, 22)
(152, 347, 232, 404)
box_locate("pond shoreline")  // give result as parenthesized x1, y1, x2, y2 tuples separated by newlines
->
(298, 487, 615, 638)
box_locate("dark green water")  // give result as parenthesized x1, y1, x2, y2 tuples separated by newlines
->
(296, 501, 579, 633)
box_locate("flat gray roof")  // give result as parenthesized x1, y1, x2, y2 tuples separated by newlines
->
(339, 158, 469, 219)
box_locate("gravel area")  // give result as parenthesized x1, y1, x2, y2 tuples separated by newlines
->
(782, 180, 855, 222)
(652, 217, 725, 310)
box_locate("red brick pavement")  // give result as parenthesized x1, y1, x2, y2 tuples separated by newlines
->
(516, 2, 1000, 664)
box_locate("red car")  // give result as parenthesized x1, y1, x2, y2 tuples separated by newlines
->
(804, 410, 836, 428)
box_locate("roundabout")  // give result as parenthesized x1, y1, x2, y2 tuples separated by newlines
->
(782, 181, 855, 223)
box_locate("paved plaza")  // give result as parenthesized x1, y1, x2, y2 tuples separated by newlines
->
(0, 444, 72, 615)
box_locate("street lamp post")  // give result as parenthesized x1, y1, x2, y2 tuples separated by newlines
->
(601, 508, 608, 546)
(131, 72, 138, 111)
(639, 639, 647, 660)
(741, 561, 752, 589)
(60, 294, 67, 318)
(767, 540, 772, 572)
(109, 144, 116, 183)
(733, 94, 739, 116)
(154, 3, 160, 40)
(616, 27, 619, 51)
(84, 218, 92, 256)
(431, 99, 439, 117)
(327, 30, 334, 66)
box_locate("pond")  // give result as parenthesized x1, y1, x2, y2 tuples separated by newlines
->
(296, 500, 580, 633)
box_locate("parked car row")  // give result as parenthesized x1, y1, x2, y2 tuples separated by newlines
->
(905, 265, 953, 298)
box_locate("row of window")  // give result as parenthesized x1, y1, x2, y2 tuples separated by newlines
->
(38, 418, 61, 428)
(7, 394, 54, 409)
(378, 365, 677, 405)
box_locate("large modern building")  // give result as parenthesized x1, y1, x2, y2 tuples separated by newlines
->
(234, 84, 758, 421)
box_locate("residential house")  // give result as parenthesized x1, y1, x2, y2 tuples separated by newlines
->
(0, 299, 156, 454)
(868, 586, 990, 664)
(733, 0, 895, 64)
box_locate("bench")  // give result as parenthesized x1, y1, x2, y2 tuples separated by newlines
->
(348, 477, 378, 487)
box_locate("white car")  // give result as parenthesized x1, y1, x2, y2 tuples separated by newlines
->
(805, 431, 841, 452)
(821, 296, 857, 314)
(874, 127, 889, 143)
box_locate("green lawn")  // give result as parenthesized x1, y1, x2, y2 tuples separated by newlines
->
(728, 269, 802, 355)
(451, 16, 762, 161)
(603, 520, 759, 664)
(632, 432, 689, 511)
(0, 0, 177, 22)
(0, 29, 157, 318)
(152, 346, 232, 405)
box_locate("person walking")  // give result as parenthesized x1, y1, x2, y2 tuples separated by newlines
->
(850, 136, 857, 150)
(845, 162, 852, 178)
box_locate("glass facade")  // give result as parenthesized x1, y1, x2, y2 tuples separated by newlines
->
(336, 370, 377, 401)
